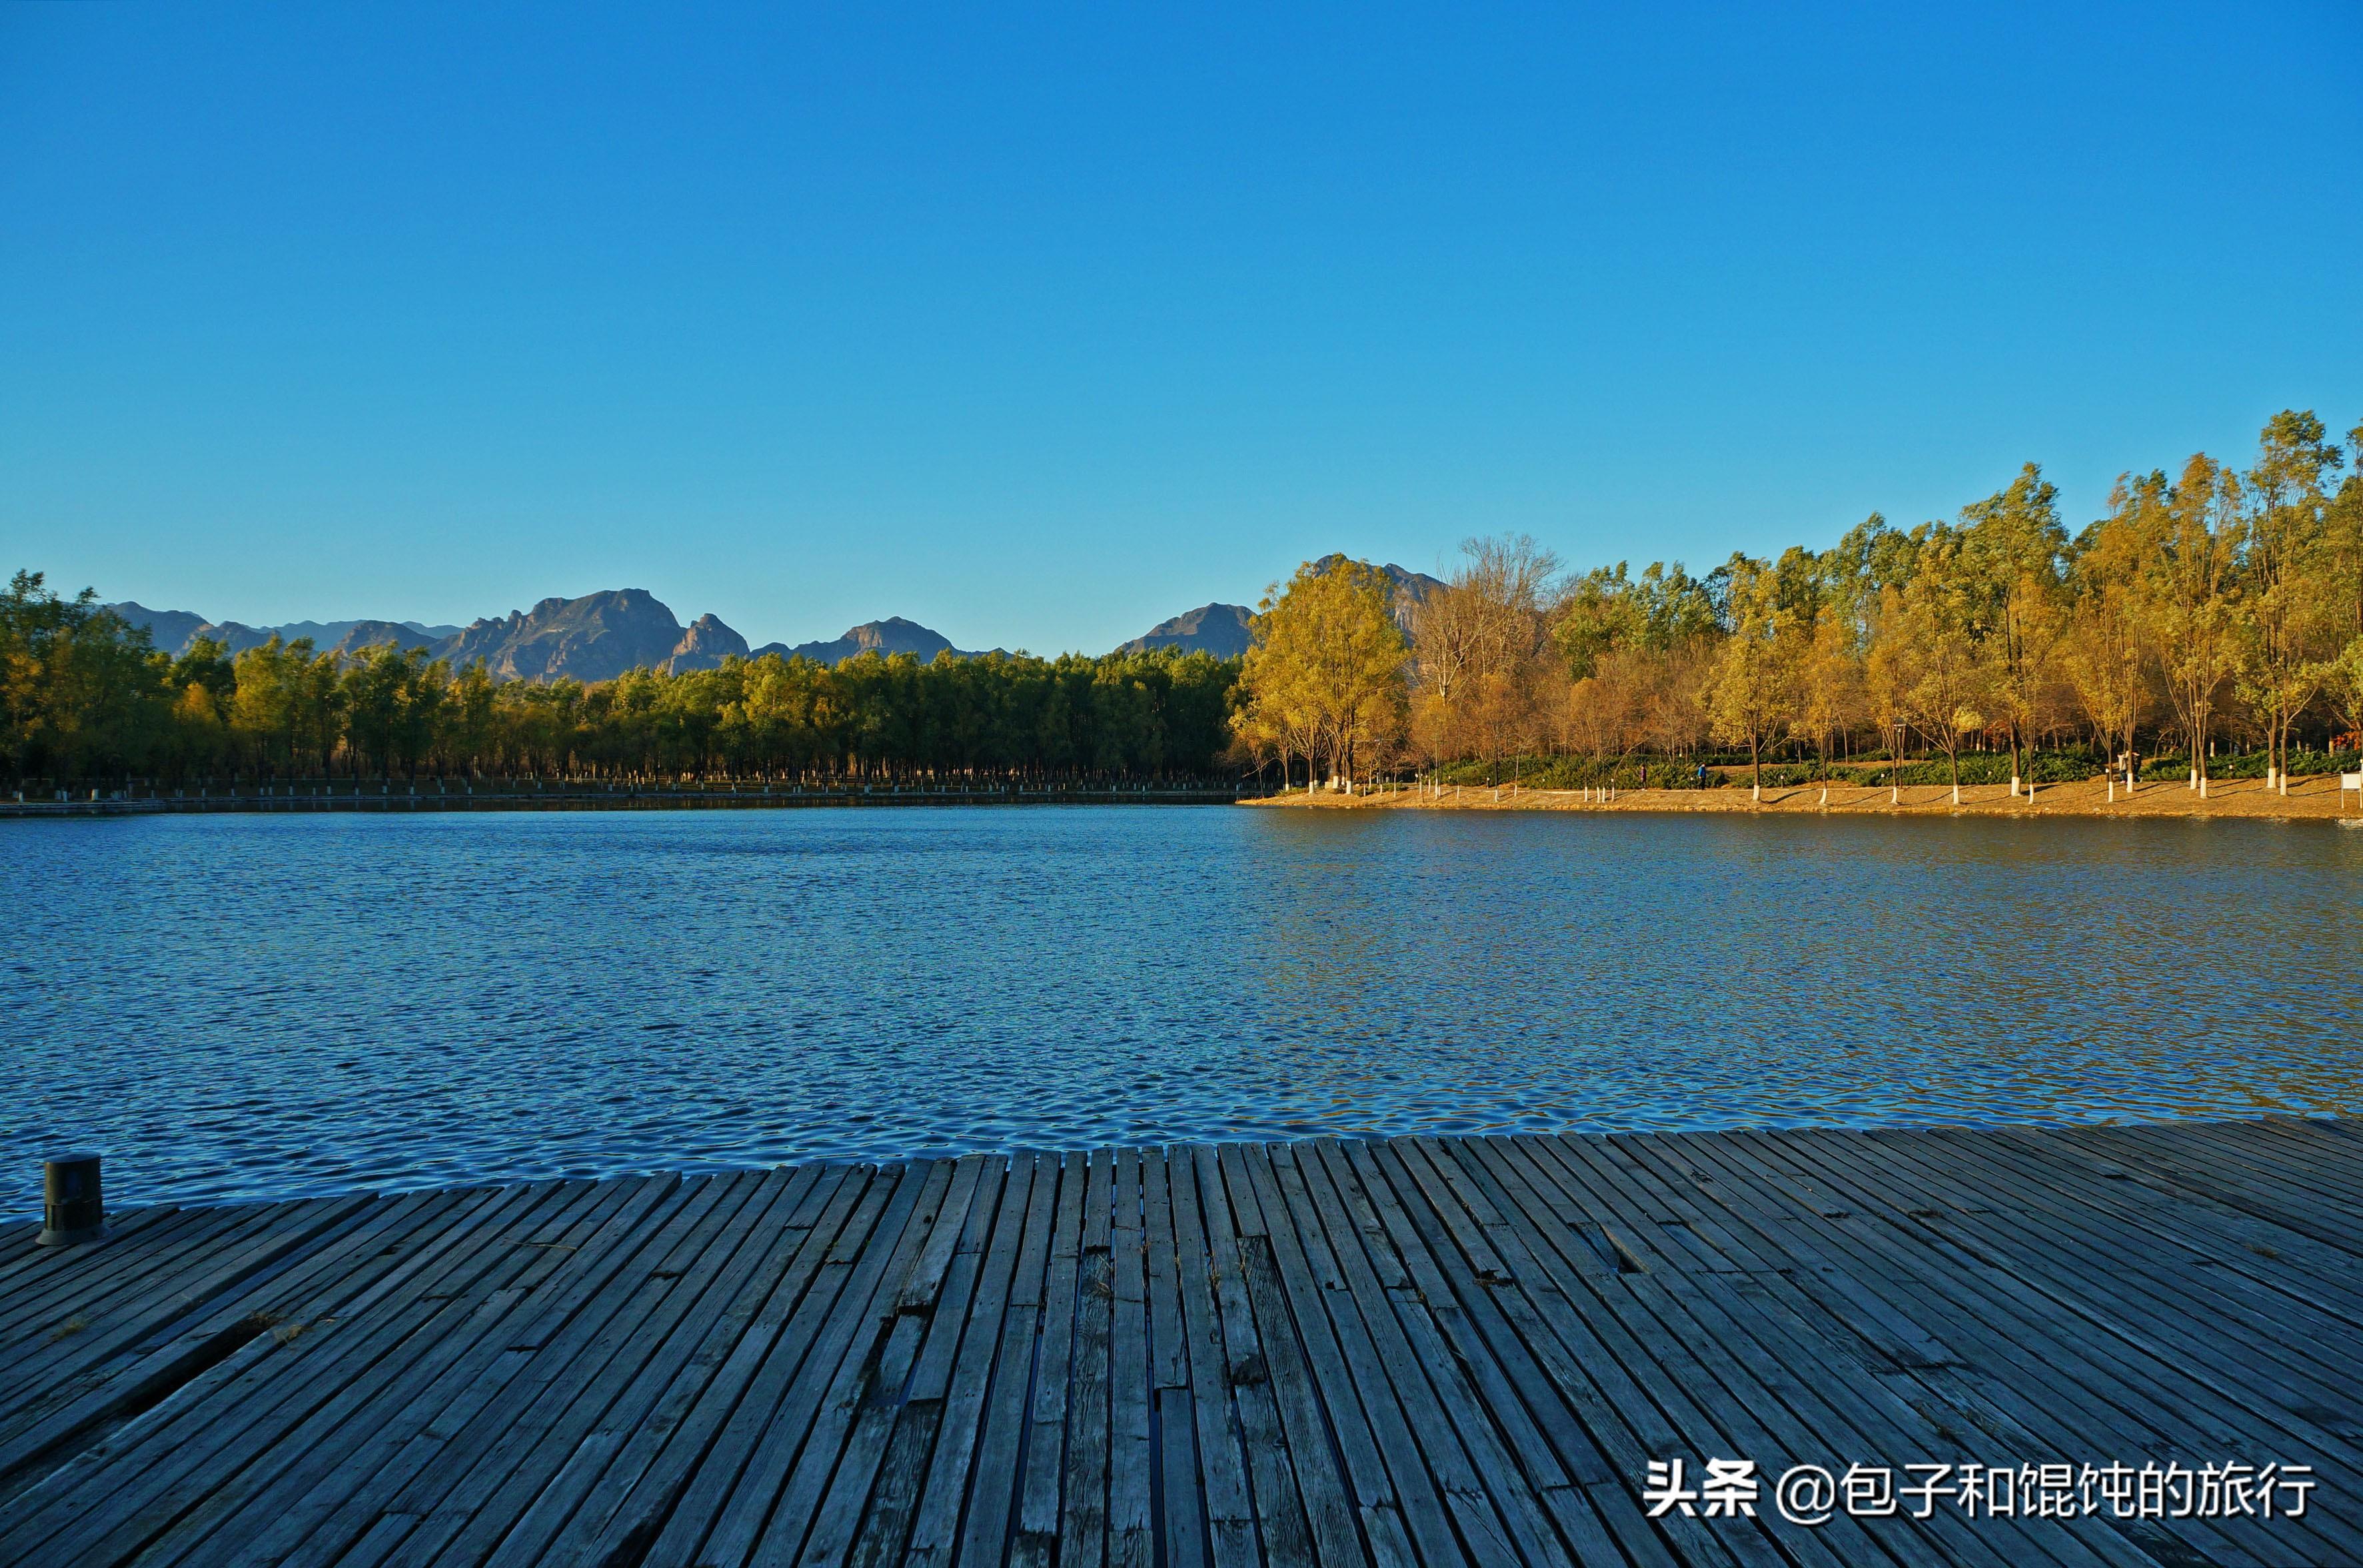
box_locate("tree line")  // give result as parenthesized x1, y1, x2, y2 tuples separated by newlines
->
(1237, 408, 2363, 794)
(15, 408, 2359, 794)
(0, 579, 1238, 784)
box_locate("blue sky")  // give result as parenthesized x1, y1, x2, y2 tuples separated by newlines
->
(5, 3, 2358, 654)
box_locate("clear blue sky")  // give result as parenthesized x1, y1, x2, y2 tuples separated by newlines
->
(5, 3, 2358, 654)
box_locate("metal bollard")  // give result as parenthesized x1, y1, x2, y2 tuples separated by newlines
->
(37, 1153, 107, 1245)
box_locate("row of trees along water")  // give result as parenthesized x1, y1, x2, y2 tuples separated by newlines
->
(1235, 409, 2363, 794)
(10, 408, 2359, 794)
(0, 588, 1238, 785)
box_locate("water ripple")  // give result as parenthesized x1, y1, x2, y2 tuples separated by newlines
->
(4, 807, 2358, 1212)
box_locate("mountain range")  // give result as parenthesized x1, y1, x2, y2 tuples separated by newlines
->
(107, 561, 1443, 685)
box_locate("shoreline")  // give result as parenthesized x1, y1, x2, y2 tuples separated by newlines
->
(0, 782, 1242, 819)
(5, 775, 2355, 822)
(1243, 772, 2363, 820)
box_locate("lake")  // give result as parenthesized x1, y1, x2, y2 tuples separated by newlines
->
(6, 806, 2358, 1213)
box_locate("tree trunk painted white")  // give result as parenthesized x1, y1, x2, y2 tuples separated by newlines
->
(1819, 786, 1828, 806)
(1752, 783, 1761, 802)
(1951, 783, 1960, 805)
(2108, 778, 2115, 802)
(2010, 776, 2020, 796)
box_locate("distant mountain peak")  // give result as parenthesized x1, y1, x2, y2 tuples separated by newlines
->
(1117, 602, 1253, 658)
(668, 612, 750, 674)
(109, 602, 463, 659)
(435, 588, 688, 684)
(750, 616, 983, 666)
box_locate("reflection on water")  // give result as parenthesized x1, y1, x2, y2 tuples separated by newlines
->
(5, 807, 2358, 1210)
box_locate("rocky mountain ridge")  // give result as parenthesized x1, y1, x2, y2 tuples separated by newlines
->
(107, 560, 1446, 683)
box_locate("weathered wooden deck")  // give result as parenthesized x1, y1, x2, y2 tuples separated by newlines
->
(3, 1121, 2358, 1567)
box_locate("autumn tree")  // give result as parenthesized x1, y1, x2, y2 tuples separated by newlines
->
(1702, 557, 1800, 797)
(1961, 463, 2067, 789)
(1874, 528, 1992, 802)
(1409, 534, 1560, 776)
(2238, 410, 2345, 791)
(2060, 478, 2152, 770)
(2140, 455, 2242, 785)
(1239, 558, 1409, 791)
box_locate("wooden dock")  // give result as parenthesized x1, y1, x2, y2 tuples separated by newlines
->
(3, 1121, 2358, 1566)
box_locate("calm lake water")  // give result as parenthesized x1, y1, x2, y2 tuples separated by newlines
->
(6, 806, 2359, 1212)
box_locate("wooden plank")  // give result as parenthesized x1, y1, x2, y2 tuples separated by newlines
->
(0, 1194, 383, 1467)
(1834, 1130, 2363, 1487)
(1200, 1138, 1351, 1568)
(477, 1164, 827, 1566)
(0, 1203, 186, 1298)
(1685, 1132, 2311, 1568)
(634, 1166, 914, 1567)
(1257, 1143, 1467, 1568)
(898, 1156, 988, 1313)
(546, 1165, 872, 1568)
(1106, 1150, 1156, 1568)
(746, 1158, 963, 1568)
(0, 1187, 466, 1491)
(0, 1204, 259, 1357)
(1227, 1144, 1413, 1568)
(1012, 1151, 1086, 1568)
(839, 1154, 1007, 1568)
(177, 1174, 694, 1568)
(0, 1179, 582, 1564)
(1304, 1140, 1553, 1567)
(1595, 1136, 2131, 1568)
(325, 1172, 772, 1566)
(1140, 1150, 1206, 1568)
(0, 1176, 634, 1568)
(901, 1156, 1038, 1568)
(412, 1168, 823, 1567)
(684, 1161, 940, 1568)
(1886, 1130, 2363, 1401)
(952, 1154, 1062, 1565)
(1457, 1137, 1777, 1568)
(1166, 1144, 1259, 1568)
(1356, 1138, 1651, 1568)
(1060, 1149, 1116, 1568)
(2116, 1122, 2363, 1220)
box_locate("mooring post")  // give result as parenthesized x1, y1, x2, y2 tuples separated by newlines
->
(37, 1152, 106, 1245)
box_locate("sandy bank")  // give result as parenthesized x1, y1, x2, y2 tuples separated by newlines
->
(1241, 772, 2363, 820)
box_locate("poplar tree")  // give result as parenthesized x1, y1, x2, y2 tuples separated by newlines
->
(2238, 410, 2345, 789)
(1239, 558, 1409, 790)
(1961, 464, 2067, 788)
(1703, 558, 1799, 797)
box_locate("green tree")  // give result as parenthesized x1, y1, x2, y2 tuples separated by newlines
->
(0, 572, 169, 783)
